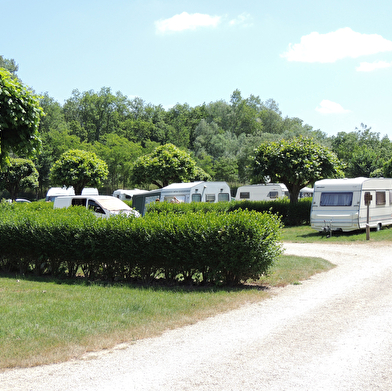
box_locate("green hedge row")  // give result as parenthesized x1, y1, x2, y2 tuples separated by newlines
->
(147, 198, 312, 226)
(0, 201, 283, 285)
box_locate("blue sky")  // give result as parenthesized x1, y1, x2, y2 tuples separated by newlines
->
(3, 0, 392, 138)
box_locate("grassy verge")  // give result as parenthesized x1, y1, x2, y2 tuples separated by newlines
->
(282, 225, 392, 243)
(0, 253, 334, 370)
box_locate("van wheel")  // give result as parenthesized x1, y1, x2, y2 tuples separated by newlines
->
(376, 223, 382, 231)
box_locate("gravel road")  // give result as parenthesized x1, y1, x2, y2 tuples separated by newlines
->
(2, 242, 392, 391)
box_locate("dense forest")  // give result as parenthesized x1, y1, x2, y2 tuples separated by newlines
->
(2, 56, 392, 199)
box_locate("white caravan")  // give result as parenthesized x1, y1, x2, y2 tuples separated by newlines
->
(159, 181, 231, 204)
(235, 184, 289, 201)
(53, 195, 140, 218)
(310, 177, 392, 232)
(46, 187, 98, 202)
(112, 189, 146, 201)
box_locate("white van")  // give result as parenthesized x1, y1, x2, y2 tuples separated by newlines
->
(310, 177, 392, 232)
(53, 195, 140, 218)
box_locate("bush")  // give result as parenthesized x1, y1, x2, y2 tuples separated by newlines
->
(147, 198, 312, 226)
(0, 202, 283, 285)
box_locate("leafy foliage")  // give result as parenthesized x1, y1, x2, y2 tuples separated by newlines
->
(131, 143, 210, 188)
(0, 203, 282, 285)
(0, 158, 38, 199)
(50, 149, 108, 194)
(0, 69, 44, 166)
(251, 137, 344, 203)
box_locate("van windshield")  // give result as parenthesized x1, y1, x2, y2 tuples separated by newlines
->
(98, 198, 131, 211)
(320, 192, 353, 206)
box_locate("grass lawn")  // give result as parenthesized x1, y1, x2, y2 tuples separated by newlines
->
(0, 252, 334, 370)
(281, 224, 392, 243)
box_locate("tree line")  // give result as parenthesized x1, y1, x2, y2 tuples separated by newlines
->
(2, 55, 392, 201)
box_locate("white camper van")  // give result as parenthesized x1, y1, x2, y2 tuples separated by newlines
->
(235, 184, 289, 201)
(112, 189, 146, 201)
(160, 181, 231, 203)
(310, 177, 392, 232)
(53, 195, 140, 218)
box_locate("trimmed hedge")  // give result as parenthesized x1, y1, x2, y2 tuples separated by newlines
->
(147, 198, 312, 226)
(0, 201, 283, 285)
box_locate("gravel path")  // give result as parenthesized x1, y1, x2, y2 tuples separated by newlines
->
(2, 242, 392, 391)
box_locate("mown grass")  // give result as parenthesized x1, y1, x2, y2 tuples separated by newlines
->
(0, 252, 334, 370)
(281, 224, 392, 243)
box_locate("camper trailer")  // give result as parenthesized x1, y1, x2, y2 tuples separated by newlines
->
(53, 195, 140, 218)
(112, 189, 146, 201)
(310, 177, 392, 232)
(132, 182, 231, 216)
(160, 181, 230, 204)
(235, 184, 289, 201)
(46, 187, 98, 202)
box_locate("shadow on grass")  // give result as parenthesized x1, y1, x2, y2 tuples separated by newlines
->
(0, 271, 268, 293)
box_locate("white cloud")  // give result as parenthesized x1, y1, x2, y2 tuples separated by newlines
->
(316, 100, 351, 114)
(356, 60, 392, 72)
(229, 13, 252, 27)
(155, 12, 221, 34)
(281, 28, 392, 63)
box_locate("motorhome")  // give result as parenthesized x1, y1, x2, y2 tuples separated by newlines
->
(53, 195, 140, 218)
(310, 177, 392, 232)
(112, 189, 146, 201)
(235, 184, 289, 201)
(132, 181, 231, 216)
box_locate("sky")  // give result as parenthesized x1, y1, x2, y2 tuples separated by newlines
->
(3, 0, 392, 138)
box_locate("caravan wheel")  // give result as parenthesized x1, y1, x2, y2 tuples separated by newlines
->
(376, 223, 382, 231)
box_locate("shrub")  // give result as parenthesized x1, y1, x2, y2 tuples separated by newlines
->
(0, 202, 283, 285)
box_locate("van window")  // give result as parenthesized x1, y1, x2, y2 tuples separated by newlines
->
(192, 193, 202, 202)
(218, 193, 230, 202)
(268, 191, 279, 199)
(320, 192, 353, 206)
(88, 200, 105, 214)
(376, 191, 386, 205)
(205, 194, 215, 202)
(239, 192, 250, 199)
(71, 198, 87, 207)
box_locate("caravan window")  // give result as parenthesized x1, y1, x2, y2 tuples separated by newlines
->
(205, 194, 215, 203)
(376, 191, 386, 205)
(390, 191, 392, 205)
(239, 192, 250, 199)
(218, 193, 230, 202)
(268, 191, 279, 199)
(192, 193, 202, 202)
(320, 192, 353, 206)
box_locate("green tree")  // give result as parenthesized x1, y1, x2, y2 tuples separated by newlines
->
(92, 134, 143, 191)
(330, 124, 392, 177)
(131, 143, 207, 188)
(251, 137, 344, 203)
(0, 56, 19, 77)
(50, 149, 108, 195)
(0, 158, 38, 200)
(0, 69, 43, 166)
